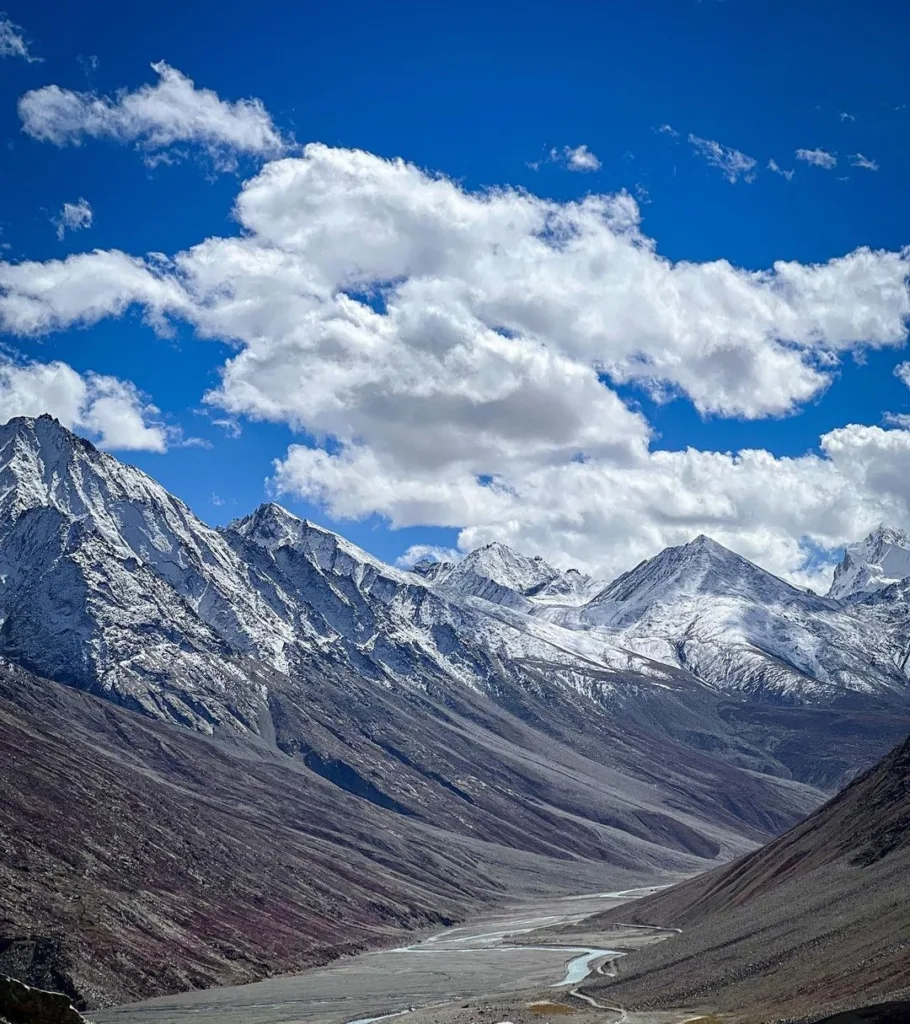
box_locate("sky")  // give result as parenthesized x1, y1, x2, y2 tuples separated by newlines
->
(1, 0, 909, 589)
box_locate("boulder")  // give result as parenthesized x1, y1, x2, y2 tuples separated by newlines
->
(0, 976, 87, 1024)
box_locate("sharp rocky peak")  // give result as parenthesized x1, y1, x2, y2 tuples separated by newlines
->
(226, 501, 417, 584)
(460, 540, 554, 578)
(228, 502, 313, 549)
(828, 524, 910, 602)
(0, 413, 184, 532)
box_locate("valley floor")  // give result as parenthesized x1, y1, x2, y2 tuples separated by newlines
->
(91, 889, 682, 1024)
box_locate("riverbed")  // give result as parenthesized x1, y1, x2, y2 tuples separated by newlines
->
(93, 888, 662, 1024)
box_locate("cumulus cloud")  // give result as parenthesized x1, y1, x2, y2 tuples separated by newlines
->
(0, 355, 170, 451)
(768, 158, 795, 181)
(53, 197, 93, 240)
(656, 124, 679, 137)
(895, 361, 910, 387)
(1, 144, 910, 581)
(0, 249, 190, 334)
(0, 14, 39, 61)
(796, 147, 837, 169)
(850, 152, 879, 171)
(688, 134, 757, 183)
(19, 61, 288, 168)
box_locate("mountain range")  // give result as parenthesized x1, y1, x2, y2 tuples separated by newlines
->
(1, 414, 910, 1009)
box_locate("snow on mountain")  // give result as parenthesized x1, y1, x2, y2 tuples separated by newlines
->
(0, 415, 292, 730)
(0, 419, 639, 725)
(540, 535, 910, 702)
(422, 541, 603, 611)
(828, 525, 910, 602)
(578, 535, 828, 628)
(1, 415, 909, 740)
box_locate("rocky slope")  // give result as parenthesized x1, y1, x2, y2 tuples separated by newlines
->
(2, 652, 817, 1009)
(584, 731, 910, 1021)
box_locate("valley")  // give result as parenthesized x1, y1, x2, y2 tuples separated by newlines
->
(90, 889, 665, 1024)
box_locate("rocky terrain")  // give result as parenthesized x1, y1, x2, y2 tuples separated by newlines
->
(0, 974, 87, 1024)
(2, 414, 910, 1013)
(580, 732, 910, 1021)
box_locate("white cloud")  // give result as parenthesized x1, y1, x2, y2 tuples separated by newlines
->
(850, 152, 879, 171)
(1, 144, 910, 582)
(840, 111, 854, 122)
(562, 144, 601, 172)
(688, 134, 758, 183)
(0, 355, 169, 451)
(53, 197, 93, 240)
(274, 423, 910, 586)
(542, 144, 602, 172)
(656, 124, 679, 137)
(19, 61, 288, 169)
(883, 412, 910, 430)
(0, 249, 190, 335)
(3, 144, 909, 427)
(895, 361, 910, 387)
(768, 158, 795, 181)
(796, 147, 837, 169)
(396, 544, 462, 568)
(0, 14, 39, 61)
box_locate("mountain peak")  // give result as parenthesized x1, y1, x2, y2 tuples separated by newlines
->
(229, 501, 350, 557)
(426, 539, 605, 609)
(828, 524, 910, 601)
(582, 532, 818, 629)
(230, 501, 301, 542)
(682, 533, 739, 558)
(226, 502, 417, 584)
(0, 413, 131, 524)
(457, 540, 559, 592)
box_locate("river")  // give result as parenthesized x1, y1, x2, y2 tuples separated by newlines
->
(93, 888, 662, 1024)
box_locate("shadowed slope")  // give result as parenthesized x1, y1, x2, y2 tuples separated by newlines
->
(585, 734, 910, 1021)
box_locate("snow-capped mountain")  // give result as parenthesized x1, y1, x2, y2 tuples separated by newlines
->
(828, 525, 910, 601)
(577, 534, 829, 627)
(538, 534, 910, 702)
(1, 415, 909, 779)
(415, 542, 603, 611)
(0, 417, 624, 731)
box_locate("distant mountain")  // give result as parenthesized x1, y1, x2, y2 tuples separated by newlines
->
(1, 415, 910, 1009)
(829, 525, 910, 601)
(413, 542, 602, 611)
(585, 731, 910, 1021)
(538, 533, 910, 706)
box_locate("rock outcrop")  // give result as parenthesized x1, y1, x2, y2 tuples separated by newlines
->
(0, 975, 87, 1024)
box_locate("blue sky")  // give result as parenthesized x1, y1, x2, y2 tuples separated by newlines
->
(1, 0, 909, 585)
